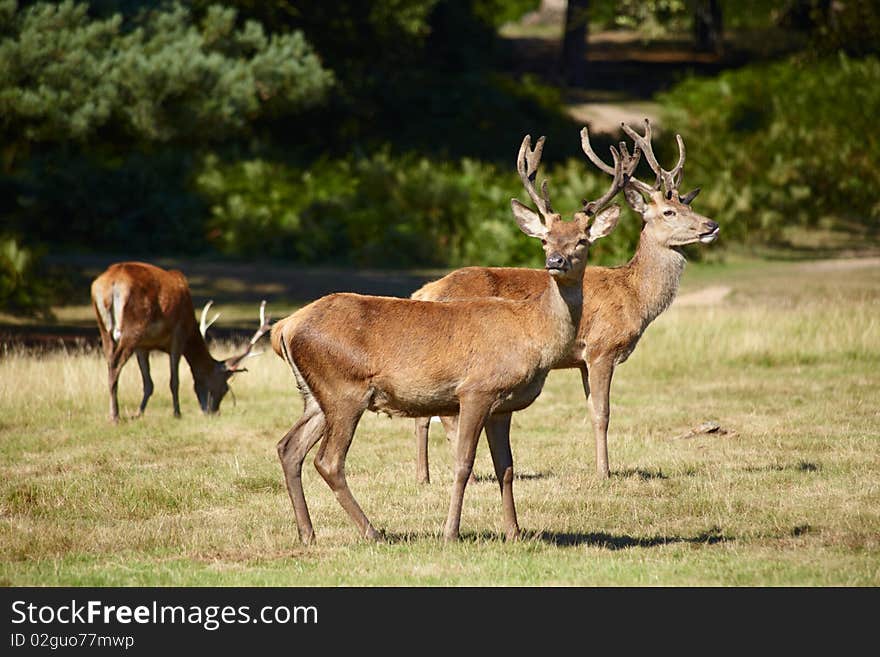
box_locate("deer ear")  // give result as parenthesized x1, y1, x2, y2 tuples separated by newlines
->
(511, 199, 547, 239)
(623, 187, 647, 213)
(588, 205, 621, 242)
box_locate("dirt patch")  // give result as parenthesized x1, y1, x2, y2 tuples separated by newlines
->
(674, 285, 731, 307)
(795, 257, 880, 272)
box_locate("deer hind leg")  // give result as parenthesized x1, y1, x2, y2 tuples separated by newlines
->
(135, 349, 153, 417)
(586, 359, 614, 479)
(443, 394, 494, 542)
(414, 417, 431, 485)
(484, 412, 519, 541)
(277, 398, 326, 545)
(169, 348, 182, 418)
(313, 399, 379, 541)
(107, 344, 135, 423)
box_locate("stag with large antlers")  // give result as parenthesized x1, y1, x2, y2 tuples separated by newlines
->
(412, 119, 719, 482)
(91, 262, 271, 422)
(270, 135, 626, 543)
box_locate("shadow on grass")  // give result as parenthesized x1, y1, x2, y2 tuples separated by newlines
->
(472, 471, 550, 484)
(742, 461, 820, 474)
(529, 526, 731, 549)
(379, 526, 732, 549)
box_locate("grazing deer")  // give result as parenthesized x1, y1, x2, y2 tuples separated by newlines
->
(412, 119, 719, 482)
(90, 261, 271, 422)
(270, 135, 626, 544)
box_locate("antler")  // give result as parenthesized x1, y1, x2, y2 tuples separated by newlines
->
(226, 300, 272, 372)
(579, 127, 636, 213)
(620, 118, 686, 197)
(516, 135, 556, 224)
(199, 300, 221, 338)
(582, 145, 627, 215)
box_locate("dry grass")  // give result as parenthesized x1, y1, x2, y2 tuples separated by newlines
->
(1, 257, 878, 585)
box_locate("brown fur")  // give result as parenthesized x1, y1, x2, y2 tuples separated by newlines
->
(91, 261, 265, 421)
(412, 190, 718, 481)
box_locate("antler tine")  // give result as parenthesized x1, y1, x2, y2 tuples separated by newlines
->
(669, 133, 686, 188)
(580, 126, 616, 176)
(621, 118, 686, 195)
(226, 301, 272, 372)
(583, 125, 653, 196)
(249, 300, 271, 346)
(583, 145, 624, 215)
(199, 300, 221, 338)
(517, 134, 554, 220)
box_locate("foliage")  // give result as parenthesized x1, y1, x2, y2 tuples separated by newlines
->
(4, 149, 207, 254)
(0, 236, 53, 316)
(0, 0, 333, 150)
(658, 54, 880, 243)
(196, 151, 642, 268)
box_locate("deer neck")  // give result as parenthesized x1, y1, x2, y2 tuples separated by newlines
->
(183, 330, 219, 380)
(540, 273, 582, 367)
(628, 233, 687, 326)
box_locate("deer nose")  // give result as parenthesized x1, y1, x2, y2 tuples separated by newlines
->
(704, 220, 719, 233)
(545, 253, 568, 271)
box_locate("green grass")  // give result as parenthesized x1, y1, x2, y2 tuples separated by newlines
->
(1, 257, 878, 585)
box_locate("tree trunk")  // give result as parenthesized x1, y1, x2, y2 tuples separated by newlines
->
(560, 0, 589, 86)
(694, 0, 723, 54)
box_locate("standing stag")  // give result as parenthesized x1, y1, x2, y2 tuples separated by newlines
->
(412, 119, 719, 482)
(270, 134, 626, 543)
(91, 262, 271, 422)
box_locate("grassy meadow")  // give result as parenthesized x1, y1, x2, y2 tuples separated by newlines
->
(1, 256, 878, 586)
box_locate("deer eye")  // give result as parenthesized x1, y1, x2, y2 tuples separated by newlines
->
(663, 209, 675, 217)
(541, 239, 547, 245)
(577, 238, 588, 246)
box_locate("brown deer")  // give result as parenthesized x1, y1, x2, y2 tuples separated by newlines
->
(412, 119, 719, 482)
(270, 134, 626, 544)
(90, 261, 271, 422)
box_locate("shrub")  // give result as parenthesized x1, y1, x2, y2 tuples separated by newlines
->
(0, 237, 53, 317)
(658, 53, 880, 243)
(196, 151, 644, 269)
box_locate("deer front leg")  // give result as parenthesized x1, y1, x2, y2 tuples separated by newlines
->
(414, 417, 431, 484)
(135, 349, 154, 416)
(443, 395, 493, 542)
(586, 358, 615, 479)
(484, 412, 520, 541)
(439, 414, 478, 485)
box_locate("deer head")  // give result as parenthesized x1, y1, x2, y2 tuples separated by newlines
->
(582, 120, 719, 248)
(510, 134, 624, 285)
(196, 300, 272, 413)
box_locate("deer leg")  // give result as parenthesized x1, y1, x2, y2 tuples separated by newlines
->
(169, 348, 182, 418)
(414, 417, 431, 485)
(107, 344, 134, 423)
(484, 412, 520, 541)
(135, 349, 153, 416)
(587, 358, 614, 479)
(313, 403, 380, 541)
(277, 399, 326, 545)
(440, 414, 478, 484)
(443, 395, 493, 542)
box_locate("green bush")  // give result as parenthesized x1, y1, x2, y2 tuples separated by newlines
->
(0, 237, 53, 317)
(196, 151, 643, 269)
(658, 53, 880, 243)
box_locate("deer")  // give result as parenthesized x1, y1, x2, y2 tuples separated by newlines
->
(411, 119, 719, 483)
(270, 134, 627, 544)
(90, 261, 271, 422)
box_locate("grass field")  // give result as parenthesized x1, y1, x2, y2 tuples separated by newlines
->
(1, 256, 878, 586)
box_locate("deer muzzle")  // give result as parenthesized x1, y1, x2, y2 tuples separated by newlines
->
(545, 253, 569, 274)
